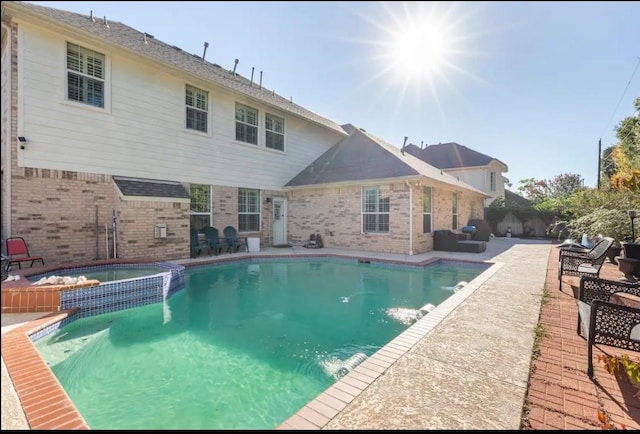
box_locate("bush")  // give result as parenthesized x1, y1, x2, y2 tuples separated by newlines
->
(568, 208, 632, 243)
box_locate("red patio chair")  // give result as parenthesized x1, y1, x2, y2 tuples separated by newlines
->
(5, 237, 45, 269)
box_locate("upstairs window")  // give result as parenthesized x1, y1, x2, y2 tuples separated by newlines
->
(186, 85, 208, 133)
(490, 172, 497, 192)
(423, 187, 432, 233)
(235, 103, 258, 145)
(238, 188, 260, 232)
(362, 186, 390, 233)
(67, 42, 105, 108)
(265, 113, 285, 151)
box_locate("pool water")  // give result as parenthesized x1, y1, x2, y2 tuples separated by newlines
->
(28, 266, 168, 283)
(35, 260, 487, 430)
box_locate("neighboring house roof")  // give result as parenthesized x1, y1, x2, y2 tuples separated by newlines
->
(3, 1, 347, 137)
(504, 189, 532, 207)
(113, 176, 190, 199)
(285, 124, 490, 197)
(408, 142, 508, 171)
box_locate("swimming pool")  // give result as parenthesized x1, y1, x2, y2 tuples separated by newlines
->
(34, 258, 488, 429)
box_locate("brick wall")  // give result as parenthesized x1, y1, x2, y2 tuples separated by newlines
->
(8, 168, 191, 266)
(288, 182, 485, 255)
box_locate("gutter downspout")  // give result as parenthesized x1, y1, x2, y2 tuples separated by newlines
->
(406, 180, 413, 256)
(2, 21, 13, 239)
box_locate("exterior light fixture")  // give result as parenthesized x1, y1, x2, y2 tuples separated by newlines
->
(17, 136, 28, 149)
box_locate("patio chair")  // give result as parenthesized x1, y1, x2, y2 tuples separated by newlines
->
(584, 300, 639, 378)
(5, 237, 45, 269)
(223, 226, 248, 253)
(203, 226, 225, 256)
(190, 228, 208, 258)
(557, 237, 614, 292)
(576, 276, 640, 337)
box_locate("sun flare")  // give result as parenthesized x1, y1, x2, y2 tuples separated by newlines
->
(387, 24, 450, 80)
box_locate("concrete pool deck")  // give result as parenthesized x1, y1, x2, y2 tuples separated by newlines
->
(2, 237, 637, 429)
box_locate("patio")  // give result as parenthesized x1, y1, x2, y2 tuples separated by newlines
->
(2, 238, 638, 430)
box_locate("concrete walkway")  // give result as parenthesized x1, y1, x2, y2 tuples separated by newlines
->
(2, 238, 550, 429)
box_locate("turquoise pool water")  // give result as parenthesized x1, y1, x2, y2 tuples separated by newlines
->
(35, 259, 487, 429)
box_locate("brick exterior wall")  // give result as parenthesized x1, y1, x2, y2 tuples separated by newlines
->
(7, 167, 191, 266)
(287, 182, 485, 255)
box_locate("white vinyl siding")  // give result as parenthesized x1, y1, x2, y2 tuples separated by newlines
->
(265, 113, 285, 151)
(19, 25, 346, 188)
(235, 103, 258, 145)
(362, 186, 389, 233)
(190, 184, 211, 231)
(422, 187, 432, 233)
(66, 42, 105, 108)
(185, 85, 208, 133)
(238, 188, 260, 232)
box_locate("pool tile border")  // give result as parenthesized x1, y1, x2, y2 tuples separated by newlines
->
(276, 261, 504, 429)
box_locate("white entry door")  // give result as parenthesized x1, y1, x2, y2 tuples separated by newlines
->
(272, 198, 287, 246)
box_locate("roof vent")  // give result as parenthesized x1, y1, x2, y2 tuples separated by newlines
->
(103, 16, 109, 28)
(202, 42, 209, 62)
(232, 58, 239, 75)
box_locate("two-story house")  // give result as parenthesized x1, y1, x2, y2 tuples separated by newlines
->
(1, 1, 489, 265)
(404, 142, 509, 208)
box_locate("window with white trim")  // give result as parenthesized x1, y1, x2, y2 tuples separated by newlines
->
(452, 192, 459, 230)
(490, 172, 497, 192)
(66, 42, 105, 108)
(423, 186, 432, 233)
(190, 184, 211, 232)
(186, 85, 208, 132)
(235, 103, 258, 145)
(362, 186, 389, 233)
(238, 188, 260, 232)
(265, 113, 285, 151)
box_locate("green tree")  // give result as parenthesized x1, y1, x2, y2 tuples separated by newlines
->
(518, 173, 584, 205)
(603, 97, 640, 192)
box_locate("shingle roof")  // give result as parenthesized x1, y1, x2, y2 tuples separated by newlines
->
(285, 125, 490, 197)
(113, 176, 190, 199)
(504, 189, 532, 207)
(5, 1, 347, 137)
(415, 142, 508, 171)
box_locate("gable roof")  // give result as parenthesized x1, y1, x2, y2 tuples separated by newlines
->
(285, 125, 490, 197)
(113, 176, 190, 200)
(504, 189, 532, 207)
(3, 1, 347, 137)
(412, 142, 508, 171)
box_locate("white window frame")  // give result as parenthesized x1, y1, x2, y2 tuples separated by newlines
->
(362, 186, 390, 233)
(452, 192, 459, 230)
(238, 188, 260, 232)
(190, 184, 212, 231)
(423, 186, 432, 234)
(66, 42, 105, 108)
(235, 103, 258, 145)
(186, 84, 209, 133)
(265, 113, 285, 151)
(490, 172, 497, 192)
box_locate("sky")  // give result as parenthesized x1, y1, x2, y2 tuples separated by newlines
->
(28, 1, 640, 191)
